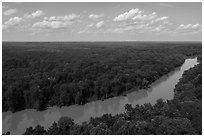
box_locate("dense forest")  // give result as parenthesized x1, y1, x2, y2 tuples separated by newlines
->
(3, 42, 201, 113)
(21, 56, 202, 135)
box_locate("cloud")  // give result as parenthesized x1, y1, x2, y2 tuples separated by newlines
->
(107, 27, 133, 33)
(156, 16, 168, 21)
(112, 8, 171, 34)
(107, 24, 149, 33)
(173, 24, 202, 35)
(155, 23, 202, 36)
(32, 14, 80, 30)
(4, 16, 23, 26)
(45, 14, 80, 21)
(158, 3, 176, 8)
(89, 14, 104, 20)
(150, 25, 166, 32)
(113, 8, 170, 25)
(78, 21, 105, 34)
(24, 10, 44, 19)
(176, 24, 201, 30)
(114, 8, 143, 21)
(150, 16, 168, 24)
(3, 11, 80, 33)
(132, 12, 157, 21)
(3, 16, 24, 30)
(3, 10, 45, 31)
(95, 21, 105, 28)
(3, 9, 17, 16)
(80, 8, 170, 35)
(32, 20, 72, 29)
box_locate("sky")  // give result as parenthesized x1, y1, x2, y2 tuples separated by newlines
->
(2, 2, 202, 41)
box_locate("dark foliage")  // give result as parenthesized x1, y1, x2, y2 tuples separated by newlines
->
(2, 42, 201, 135)
(2, 42, 201, 112)
(23, 58, 202, 135)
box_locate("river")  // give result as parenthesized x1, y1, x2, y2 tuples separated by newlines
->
(2, 57, 198, 134)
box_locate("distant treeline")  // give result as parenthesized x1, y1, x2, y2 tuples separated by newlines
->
(20, 55, 202, 135)
(2, 42, 201, 113)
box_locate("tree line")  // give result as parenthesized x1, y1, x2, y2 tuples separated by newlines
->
(2, 42, 201, 113)
(20, 60, 202, 135)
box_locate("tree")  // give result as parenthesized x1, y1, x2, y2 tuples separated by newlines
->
(90, 123, 112, 135)
(33, 125, 46, 135)
(158, 118, 196, 135)
(47, 122, 59, 135)
(24, 127, 34, 135)
(57, 117, 75, 134)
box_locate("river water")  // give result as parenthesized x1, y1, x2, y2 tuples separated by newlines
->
(2, 57, 198, 134)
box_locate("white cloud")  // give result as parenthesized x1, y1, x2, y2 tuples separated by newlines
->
(150, 16, 168, 24)
(95, 21, 105, 28)
(173, 23, 202, 35)
(46, 14, 80, 21)
(4, 16, 23, 26)
(3, 16, 24, 30)
(113, 9, 171, 34)
(150, 25, 166, 32)
(156, 16, 168, 21)
(89, 14, 104, 20)
(132, 12, 157, 21)
(32, 14, 80, 30)
(113, 8, 170, 27)
(3, 10, 44, 30)
(78, 21, 105, 34)
(114, 8, 143, 21)
(3, 9, 17, 16)
(24, 10, 44, 19)
(32, 20, 72, 29)
(107, 24, 149, 33)
(177, 24, 201, 30)
(112, 9, 171, 34)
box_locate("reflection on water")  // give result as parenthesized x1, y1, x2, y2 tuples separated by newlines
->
(2, 57, 198, 134)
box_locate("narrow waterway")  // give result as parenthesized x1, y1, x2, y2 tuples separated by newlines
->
(2, 57, 198, 134)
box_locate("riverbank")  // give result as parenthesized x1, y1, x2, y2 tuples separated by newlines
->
(5, 42, 202, 113)
(3, 57, 199, 134)
(22, 57, 201, 135)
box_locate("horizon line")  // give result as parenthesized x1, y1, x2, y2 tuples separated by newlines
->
(2, 40, 202, 43)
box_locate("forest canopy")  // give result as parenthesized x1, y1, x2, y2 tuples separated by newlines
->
(2, 42, 202, 135)
(24, 60, 202, 135)
(2, 42, 201, 113)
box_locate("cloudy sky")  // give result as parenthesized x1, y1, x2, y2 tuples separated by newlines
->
(2, 2, 202, 41)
